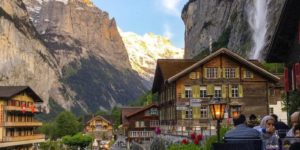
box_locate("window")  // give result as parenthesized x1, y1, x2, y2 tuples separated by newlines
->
(245, 70, 253, 78)
(200, 106, 208, 118)
(185, 109, 192, 119)
(135, 121, 139, 128)
(150, 108, 158, 115)
(200, 86, 207, 98)
(150, 120, 160, 127)
(189, 72, 196, 79)
(269, 107, 274, 115)
(185, 86, 192, 98)
(231, 85, 239, 98)
(214, 86, 221, 98)
(207, 68, 218, 78)
(225, 68, 235, 78)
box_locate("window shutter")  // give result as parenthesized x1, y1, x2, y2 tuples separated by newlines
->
(218, 68, 222, 78)
(193, 85, 200, 98)
(192, 107, 200, 119)
(207, 84, 214, 96)
(181, 86, 185, 98)
(182, 110, 185, 119)
(235, 68, 240, 78)
(203, 68, 207, 78)
(229, 85, 232, 98)
(250, 72, 254, 78)
(243, 70, 246, 79)
(197, 72, 200, 79)
(239, 85, 243, 97)
(221, 85, 227, 98)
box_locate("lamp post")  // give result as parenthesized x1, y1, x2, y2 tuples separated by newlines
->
(230, 103, 242, 119)
(209, 99, 227, 143)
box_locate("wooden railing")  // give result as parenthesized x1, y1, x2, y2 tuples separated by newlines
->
(3, 134, 45, 142)
(3, 121, 42, 127)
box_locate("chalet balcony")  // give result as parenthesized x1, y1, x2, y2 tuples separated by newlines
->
(3, 121, 42, 127)
(4, 106, 41, 113)
(3, 134, 45, 142)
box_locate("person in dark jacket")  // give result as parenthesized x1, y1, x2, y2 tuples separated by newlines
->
(271, 114, 289, 130)
(225, 114, 260, 138)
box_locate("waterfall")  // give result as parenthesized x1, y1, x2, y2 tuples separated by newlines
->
(248, 0, 268, 60)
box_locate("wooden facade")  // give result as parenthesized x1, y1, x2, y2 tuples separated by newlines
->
(84, 115, 113, 140)
(125, 104, 159, 143)
(0, 86, 44, 150)
(152, 48, 280, 135)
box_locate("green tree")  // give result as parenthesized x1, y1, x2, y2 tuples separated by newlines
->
(282, 89, 300, 118)
(38, 123, 57, 140)
(62, 133, 93, 149)
(111, 106, 121, 129)
(55, 111, 81, 138)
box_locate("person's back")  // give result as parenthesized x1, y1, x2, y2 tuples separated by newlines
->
(225, 114, 260, 138)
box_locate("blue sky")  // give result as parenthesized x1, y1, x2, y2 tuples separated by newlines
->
(92, 0, 188, 48)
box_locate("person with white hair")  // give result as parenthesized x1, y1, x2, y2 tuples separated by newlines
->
(286, 111, 300, 137)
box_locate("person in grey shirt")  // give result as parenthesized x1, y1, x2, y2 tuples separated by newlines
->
(225, 114, 260, 138)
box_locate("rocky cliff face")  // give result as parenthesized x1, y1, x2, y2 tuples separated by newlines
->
(182, 0, 285, 59)
(0, 0, 76, 112)
(0, 0, 146, 117)
(120, 31, 184, 88)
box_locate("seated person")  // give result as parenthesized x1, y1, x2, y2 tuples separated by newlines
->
(271, 114, 289, 130)
(287, 111, 300, 137)
(247, 114, 260, 128)
(254, 115, 275, 140)
(294, 124, 300, 138)
(225, 114, 260, 138)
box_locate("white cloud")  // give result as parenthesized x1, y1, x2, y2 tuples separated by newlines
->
(163, 24, 173, 39)
(160, 0, 182, 16)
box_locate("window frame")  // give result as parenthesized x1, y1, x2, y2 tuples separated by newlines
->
(200, 106, 208, 118)
(207, 68, 218, 79)
(225, 68, 236, 78)
(231, 85, 239, 98)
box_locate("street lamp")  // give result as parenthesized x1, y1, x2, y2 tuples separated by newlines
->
(209, 99, 227, 143)
(230, 103, 242, 119)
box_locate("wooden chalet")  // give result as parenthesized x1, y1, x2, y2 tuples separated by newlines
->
(0, 86, 44, 150)
(152, 48, 280, 135)
(122, 104, 159, 143)
(84, 115, 113, 140)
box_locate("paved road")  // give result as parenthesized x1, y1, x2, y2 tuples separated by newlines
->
(110, 135, 127, 150)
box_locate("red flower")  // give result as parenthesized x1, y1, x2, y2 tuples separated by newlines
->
(194, 139, 199, 145)
(190, 133, 196, 140)
(181, 139, 189, 145)
(197, 134, 203, 141)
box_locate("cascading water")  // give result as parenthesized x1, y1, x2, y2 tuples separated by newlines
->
(248, 0, 268, 60)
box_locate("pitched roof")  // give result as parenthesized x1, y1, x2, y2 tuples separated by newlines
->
(86, 115, 112, 125)
(152, 59, 196, 93)
(126, 104, 158, 118)
(121, 106, 143, 125)
(0, 86, 43, 102)
(167, 48, 280, 83)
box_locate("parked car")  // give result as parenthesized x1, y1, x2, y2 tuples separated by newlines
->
(100, 140, 110, 150)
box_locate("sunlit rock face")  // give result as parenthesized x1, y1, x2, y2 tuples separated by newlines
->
(120, 31, 184, 88)
(182, 0, 285, 59)
(0, 0, 147, 117)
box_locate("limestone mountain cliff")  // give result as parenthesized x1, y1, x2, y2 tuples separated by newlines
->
(182, 0, 285, 59)
(0, 0, 147, 118)
(120, 30, 184, 88)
